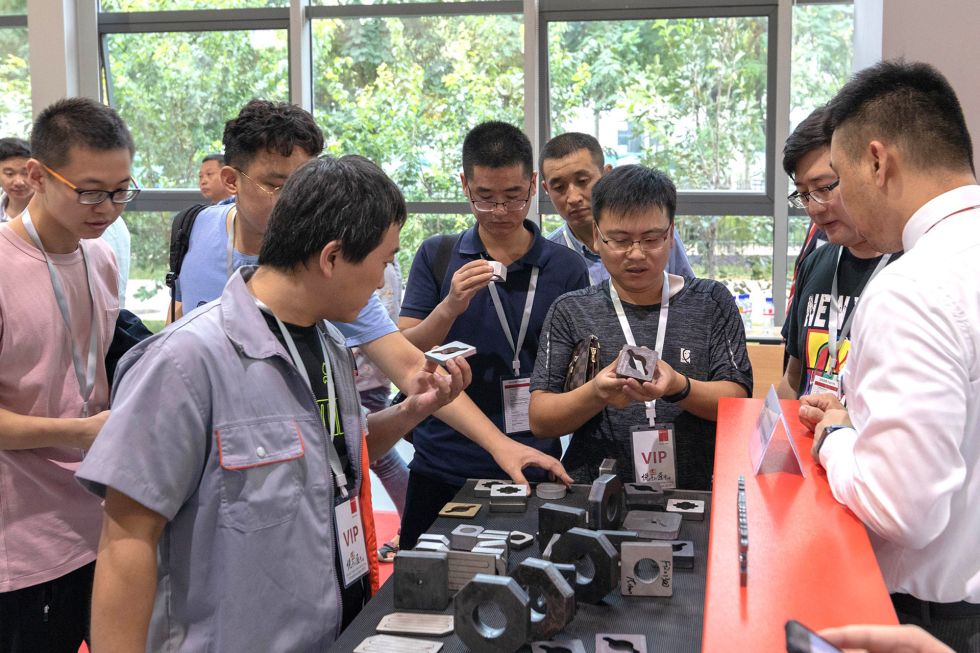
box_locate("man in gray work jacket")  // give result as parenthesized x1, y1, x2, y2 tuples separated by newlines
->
(77, 156, 470, 651)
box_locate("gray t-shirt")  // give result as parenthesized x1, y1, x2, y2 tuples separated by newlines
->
(530, 278, 753, 489)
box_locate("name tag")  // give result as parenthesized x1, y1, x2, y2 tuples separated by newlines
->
(335, 496, 369, 587)
(630, 424, 676, 489)
(810, 373, 841, 399)
(501, 377, 531, 434)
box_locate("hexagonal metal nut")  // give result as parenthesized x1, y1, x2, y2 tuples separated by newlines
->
(549, 527, 621, 604)
(454, 574, 530, 653)
(511, 557, 576, 640)
(588, 474, 625, 530)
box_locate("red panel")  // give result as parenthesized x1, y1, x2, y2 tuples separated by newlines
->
(702, 398, 898, 652)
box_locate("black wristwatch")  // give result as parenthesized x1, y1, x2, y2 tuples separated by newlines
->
(662, 374, 692, 403)
(815, 424, 851, 456)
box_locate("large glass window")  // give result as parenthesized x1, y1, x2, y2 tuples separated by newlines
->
(0, 26, 30, 137)
(104, 29, 288, 188)
(790, 2, 854, 127)
(548, 16, 769, 192)
(312, 14, 523, 203)
(399, 213, 474, 276)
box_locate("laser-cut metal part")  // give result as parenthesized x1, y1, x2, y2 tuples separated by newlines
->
(454, 574, 530, 653)
(511, 557, 577, 640)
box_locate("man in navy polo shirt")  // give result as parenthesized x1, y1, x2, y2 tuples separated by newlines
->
(398, 121, 589, 548)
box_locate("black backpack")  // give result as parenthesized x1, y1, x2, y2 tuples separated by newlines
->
(164, 203, 208, 322)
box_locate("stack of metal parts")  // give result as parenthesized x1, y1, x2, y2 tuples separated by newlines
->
(738, 475, 748, 585)
(380, 466, 705, 652)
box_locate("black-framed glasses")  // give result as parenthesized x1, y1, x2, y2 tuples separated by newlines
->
(42, 164, 141, 205)
(787, 179, 839, 209)
(467, 184, 533, 213)
(594, 222, 672, 254)
(235, 167, 284, 198)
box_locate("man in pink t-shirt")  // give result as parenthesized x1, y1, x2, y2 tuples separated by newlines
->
(0, 97, 137, 653)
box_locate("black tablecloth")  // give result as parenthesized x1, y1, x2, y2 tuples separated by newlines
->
(330, 480, 711, 653)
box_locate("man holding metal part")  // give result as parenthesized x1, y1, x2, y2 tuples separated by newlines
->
(529, 165, 752, 489)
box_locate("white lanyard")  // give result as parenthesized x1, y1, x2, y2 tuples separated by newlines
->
(226, 208, 236, 279)
(609, 272, 670, 425)
(827, 248, 890, 373)
(487, 266, 539, 376)
(260, 302, 349, 499)
(22, 209, 99, 417)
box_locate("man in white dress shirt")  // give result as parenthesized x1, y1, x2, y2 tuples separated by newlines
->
(802, 60, 980, 651)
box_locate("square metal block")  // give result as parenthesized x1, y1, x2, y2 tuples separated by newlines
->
(666, 498, 705, 521)
(450, 524, 484, 551)
(448, 550, 499, 591)
(393, 550, 449, 612)
(620, 541, 673, 597)
(624, 482, 667, 510)
(596, 634, 648, 653)
(669, 540, 695, 570)
(474, 479, 511, 497)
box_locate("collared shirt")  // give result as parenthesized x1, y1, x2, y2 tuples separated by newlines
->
(78, 268, 365, 650)
(546, 223, 696, 284)
(175, 201, 396, 347)
(400, 220, 589, 485)
(819, 184, 980, 604)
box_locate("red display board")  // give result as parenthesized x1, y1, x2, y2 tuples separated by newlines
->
(702, 397, 898, 652)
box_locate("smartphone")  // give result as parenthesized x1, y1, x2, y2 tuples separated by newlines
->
(785, 620, 843, 653)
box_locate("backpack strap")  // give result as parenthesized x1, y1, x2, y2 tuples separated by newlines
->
(165, 203, 208, 322)
(431, 233, 462, 298)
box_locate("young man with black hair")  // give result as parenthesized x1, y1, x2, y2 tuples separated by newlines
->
(197, 152, 232, 204)
(801, 60, 980, 651)
(171, 101, 571, 504)
(0, 137, 32, 222)
(0, 98, 137, 652)
(78, 156, 470, 651)
(540, 131, 694, 283)
(397, 121, 588, 547)
(529, 165, 752, 489)
(776, 106, 900, 400)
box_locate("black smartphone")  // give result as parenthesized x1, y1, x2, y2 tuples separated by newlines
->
(785, 620, 844, 653)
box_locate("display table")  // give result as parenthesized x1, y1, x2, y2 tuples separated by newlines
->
(331, 480, 712, 652)
(702, 397, 898, 651)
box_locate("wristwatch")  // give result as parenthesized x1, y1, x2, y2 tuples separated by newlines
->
(662, 374, 692, 403)
(815, 424, 851, 456)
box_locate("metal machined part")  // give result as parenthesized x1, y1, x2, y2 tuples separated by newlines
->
(666, 498, 705, 521)
(511, 558, 577, 640)
(474, 479, 510, 497)
(622, 510, 682, 540)
(392, 550, 449, 612)
(624, 482, 666, 510)
(588, 474, 626, 530)
(439, 502, 482, 519)
(536, 482, 567, 500)
(451, 524, 485, 551)
(376, 613, 454, 637)
(354, 634, 443, 653)
(454, 574, 531, 653)
(549, 527, 621, 604)
(538, 503, 587, 547)
(620, 541, 673, 597)
(448, 549, 499, 591)
(596, 633, 648, 653)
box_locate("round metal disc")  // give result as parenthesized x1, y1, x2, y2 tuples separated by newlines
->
(536, 483, 567, 500)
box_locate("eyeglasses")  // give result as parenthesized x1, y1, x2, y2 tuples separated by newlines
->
(594, 222, 672, 254)
(467, 185, 532, 213)
(787, 179, 839, 209)
(42, 164, 141, 205)
(235, 168, 284, 198)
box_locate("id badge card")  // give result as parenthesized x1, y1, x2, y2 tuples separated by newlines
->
(501, 377, 531, 434)
(810, 373, 841, 399)
(335, 496, 369, 587)
(630, 424, 677, 489)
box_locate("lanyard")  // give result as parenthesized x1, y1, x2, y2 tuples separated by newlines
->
(487, 265, 539, 376)
(22, 209, 99, 417)
(260, 301, 349, 499)
(609, 272, 670, 426)
(226, 208, 236, 279)
(827, 248, 891, 374)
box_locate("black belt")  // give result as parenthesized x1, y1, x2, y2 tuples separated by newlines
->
(891, 593, 980, 620)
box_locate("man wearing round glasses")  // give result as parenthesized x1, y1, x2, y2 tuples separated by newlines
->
(0, 97, 135, 652)
(529, 165, 752, 489)
(397, 121, 588, 548)
(777, 106, 901, 400)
